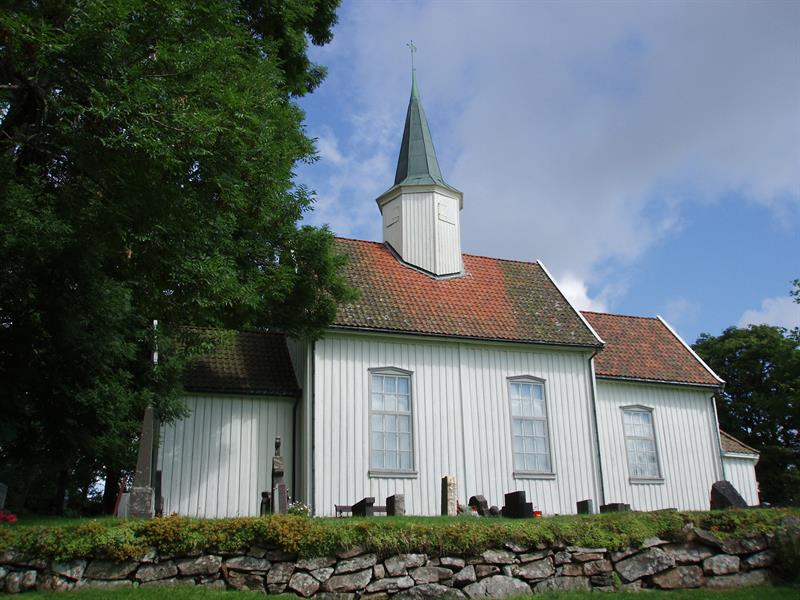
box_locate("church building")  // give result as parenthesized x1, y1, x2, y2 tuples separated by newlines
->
(157, 73, 759, 518)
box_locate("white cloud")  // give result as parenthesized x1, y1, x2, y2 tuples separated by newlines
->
(738, 297, 800, 329)
(304, 0, 800, 304)
(556, 273, 609, 313)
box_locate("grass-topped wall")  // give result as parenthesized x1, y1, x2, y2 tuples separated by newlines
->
(1, 509, 798, 562)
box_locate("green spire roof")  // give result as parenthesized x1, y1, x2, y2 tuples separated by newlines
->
(394, 72, 449, 187)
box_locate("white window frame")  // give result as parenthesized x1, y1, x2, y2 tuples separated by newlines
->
(508, 375, 555, 479)
(368, 367, 416, 478)
(621, 405, 664, 483)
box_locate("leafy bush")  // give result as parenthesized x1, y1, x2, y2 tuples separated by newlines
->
(0, 509, 797, 563)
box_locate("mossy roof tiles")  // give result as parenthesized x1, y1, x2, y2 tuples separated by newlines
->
(333, 238, 601, 348)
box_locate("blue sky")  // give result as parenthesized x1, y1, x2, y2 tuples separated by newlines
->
(295, 0, 800, 344)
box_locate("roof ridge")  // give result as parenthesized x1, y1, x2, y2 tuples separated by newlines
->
(582, 310, 659, 321)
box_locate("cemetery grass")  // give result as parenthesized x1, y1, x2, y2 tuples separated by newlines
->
(15, 585, 800, 600)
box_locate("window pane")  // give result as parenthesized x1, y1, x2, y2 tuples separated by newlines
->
(383, 393, 396, 412)
(399, 433, 411, 451)
(397, 394, 410, 412)
(520, 384, 532, 400)
(510, 383, 521, 399)
(385, 433, 397, 451)
(385, 377, 396, 393)
(397, 377, 409, 394)
(372, 450, 384, 469)
(372, 375, 384, 392)
(398, 415, 411, 432)
(512, 419, 523, 435)
(373, 432, 384, 450)
(400, 451, 412, 469)
(385, 415, 396, 432)
(372, 393, 384, 411)
(532, 384, 543, 401)
(511, 399, 521, 417)
(371, 414, 383, 431)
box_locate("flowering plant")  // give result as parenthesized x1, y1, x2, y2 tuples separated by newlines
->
(287, 500, 310, 517)
(0, 509, 18, 523)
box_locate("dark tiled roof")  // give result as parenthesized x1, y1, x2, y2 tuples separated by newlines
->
(582, 311, 722, 386)
(183, 331, 300, 397)
(720, 430, 759, 456)
(333, 238, 601, 347)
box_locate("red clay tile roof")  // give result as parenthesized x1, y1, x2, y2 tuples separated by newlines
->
(333, 238, 601, 347)
(582, 311, 722, 386)
(183, 331, 300, 397)
(720, 430, 759, 456)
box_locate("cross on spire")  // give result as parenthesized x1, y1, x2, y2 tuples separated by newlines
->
(407, 40, 417, 73)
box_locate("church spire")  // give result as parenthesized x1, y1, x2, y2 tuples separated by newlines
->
(394, 41, 446, 187)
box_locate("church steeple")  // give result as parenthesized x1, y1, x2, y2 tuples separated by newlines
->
(376, 45, 464, 278)
(393, 71, 446, 187)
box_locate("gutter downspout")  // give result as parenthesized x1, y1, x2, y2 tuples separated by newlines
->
(588, 348, 606, 510)
(711, 386, 726, 482)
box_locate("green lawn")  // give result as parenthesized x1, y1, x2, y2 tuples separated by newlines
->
(15, 586, 800, 600)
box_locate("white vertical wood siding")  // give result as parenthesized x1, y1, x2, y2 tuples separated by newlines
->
(434, 193, 462, 275)
(722, 455, 759, 505)
(313, 332, 600, 516)
(381, 195, 403, 256)
(401, 192, 437, 273)
(594, 379, 721, 511)
(159, 394, 294, 518)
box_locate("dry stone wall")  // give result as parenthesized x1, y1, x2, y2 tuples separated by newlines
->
(0, 528, 784, 596)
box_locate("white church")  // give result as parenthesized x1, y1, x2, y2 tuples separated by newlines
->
(157, 73, 760, 518)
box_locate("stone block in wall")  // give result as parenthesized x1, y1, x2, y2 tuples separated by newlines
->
(452, 565, 476, 587)
(336, 553, 377, 574)
(706, 569, 770, 588)
(474, 564, 499, 578)
(721, 536, 769, 556)
(662, 543, 714, 565)
(84, 559, 138, 580)
(518, 550, 551, 563)
(289, 572, 321, 597)
(703, 554, 739, 575)
(510, 557, 554, 580)
(322, 568, 373, 593)
(227, 571, 265, 592)
(139, 577, 195, 588)
(480, 549, 516, 565)
(560, 563, 584, 577)
(48, 559, 86, 581)
(366, 575, 415, 593)
(311, 567, 335, 583)
(410, 566, 452, 584)
(397, 583, 467, 600)
(615, 547, 675, 582)
(589, 574, 614, 587)
(532, 576, 591, 593)
(136, 561, 178, 582)
(385, 554, 427, 576)
(463, 574, 531, 598)
(651, 565, 705, 589)
(225, 556, 271, 572)
(582, 559, 612, 576)
(440, 557, 466, 570)
(297, 556, 336, 571)
(553, 551, 571, 565)
(743, 550, 775, 570)
(35, 573, 75, 592)
(176, 554, 221, 576)
(80, 579, 134, 589)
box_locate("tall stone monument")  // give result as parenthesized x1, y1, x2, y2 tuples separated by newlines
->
(129, 406, 156, 518)
(271, 437, 288, 514)
(441, 475, 457, 516)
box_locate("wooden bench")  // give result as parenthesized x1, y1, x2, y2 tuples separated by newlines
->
(336, 497, 388, 517)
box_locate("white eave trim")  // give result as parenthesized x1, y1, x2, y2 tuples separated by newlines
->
(596, 374, 721, 390)
(656, 315, 725, 385)
(535, 260, 605, 347)
(722, 451, 760, 460)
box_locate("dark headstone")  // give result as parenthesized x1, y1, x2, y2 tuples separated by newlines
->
(468, 495, 490, 516)
(502, 490, 533, 518)
(260, 491, 271, 516)
(352, 497, 376, 517)
(600, 502, 631, 513)
(576, 499, 593, 515)
(489, 505, 501, 516)
(154, 470, 164, 517)
(0, 482, 7, 509)
(387, 494, 405, 516)
(710, 480, 748, 509)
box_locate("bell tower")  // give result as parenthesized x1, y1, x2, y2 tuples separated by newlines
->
(376, 43, 464, 277)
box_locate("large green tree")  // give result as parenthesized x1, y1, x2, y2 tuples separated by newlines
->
(693, 324, 800, 505)
(0, 0, 349, 513)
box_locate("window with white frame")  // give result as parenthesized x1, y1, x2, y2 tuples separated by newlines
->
(509, 378, 552, 473)
(622, 408, 661, 479)
(370, 370, 414, 472)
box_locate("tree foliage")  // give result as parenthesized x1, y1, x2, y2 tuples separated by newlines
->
(694, 324, 800, 505)
(0, 0, 348, 512)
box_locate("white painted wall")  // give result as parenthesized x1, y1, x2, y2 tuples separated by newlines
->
(312, 331, 600, 516)
(158, 394, 294, 518)
(594, 379, 722, 511)
(722, 455, 760, 505)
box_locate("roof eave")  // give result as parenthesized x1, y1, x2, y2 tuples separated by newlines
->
(595, 374, 722, 389)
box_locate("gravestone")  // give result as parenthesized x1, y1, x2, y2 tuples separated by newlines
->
(441, 476, 458, 516)
(260, 491, 271, 516)
(576, 499, 593, 514)
(129, 406, 156, 518)
(468, 495, 490, 516)
(501, 490, 533, 518)
(489, 505, 501, 516)
(600, 502, 631, 513)
(271, 437, 288, 514)
(352, 496, 376, 516)
(387, 494, 405, 516)
(0, 482, 7, 509)
(710, 480, 748, 509)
